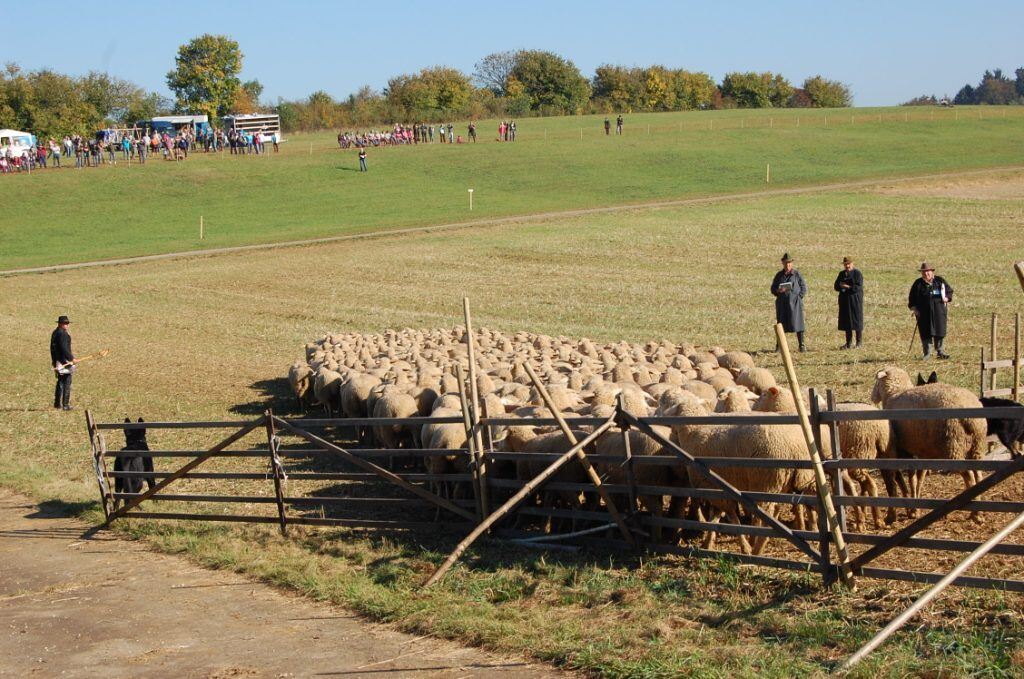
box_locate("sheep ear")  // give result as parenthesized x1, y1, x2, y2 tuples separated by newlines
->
(928, 371, 938, 384)
(916, 373, 926, 386)
(876, 370, 887, 379)
(768, 386, 779, 396)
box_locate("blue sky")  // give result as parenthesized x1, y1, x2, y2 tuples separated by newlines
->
(3, 1, 1021, 106)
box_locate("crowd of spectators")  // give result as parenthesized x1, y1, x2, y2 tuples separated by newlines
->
(1, 126, 281, 175)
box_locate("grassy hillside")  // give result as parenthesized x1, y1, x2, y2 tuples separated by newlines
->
(2, 106, 1023, 270)
(2, 177, 1023, 676)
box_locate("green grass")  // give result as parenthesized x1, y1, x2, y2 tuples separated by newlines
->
(2, 105, 1023, 269)
(2, 177, 1024, 676)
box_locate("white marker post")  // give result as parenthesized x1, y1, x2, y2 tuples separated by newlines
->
(766, 163, 771, 184)
(309, 143, 312, 156)
(468, 188, 474, 211)
(200, 216, 204, 240)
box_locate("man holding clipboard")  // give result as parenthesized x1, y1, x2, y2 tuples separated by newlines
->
(771, 253, 808, 352)
(50, 315, 75, 410)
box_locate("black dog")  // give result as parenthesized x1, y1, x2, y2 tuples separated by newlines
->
(113, 417, 155, 507)
(979, 398, 1024, 458)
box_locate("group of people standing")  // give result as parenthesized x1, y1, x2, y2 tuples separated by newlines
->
(604, 115, 625, 135)
(772, 253, 954, 359)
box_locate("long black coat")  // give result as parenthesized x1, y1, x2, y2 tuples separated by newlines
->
(50, 327, 73, 365)
(834, 268, 864, 331)
(908, 275, 953, 338)
(771, 269, 806, 333)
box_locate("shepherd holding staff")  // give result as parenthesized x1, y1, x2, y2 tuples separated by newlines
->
(908, 262, 953, 359)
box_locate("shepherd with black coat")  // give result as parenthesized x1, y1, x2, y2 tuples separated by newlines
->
(834, 256, 864, 349)
(771, 253, 807, 352)
(50, 315, 74, 410)
(908, 261, 953, 359)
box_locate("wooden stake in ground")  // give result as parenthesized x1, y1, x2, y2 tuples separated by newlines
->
(774, 323, 853, 588)
(521, 362, 637, 548)
(423, 415, 618, 588)
(1015, 261, 1024, 296)
(840, 509, 1024, 671)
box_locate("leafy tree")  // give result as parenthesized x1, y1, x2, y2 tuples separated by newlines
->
(642, 66, 673, 110)
(473, 51, 518, 96)
(975, 69, 1016, 105)
(672, 70, 717, 110)
(954, 84, 976, 105)
(386, 66, 472, 118)
(802, 75, 852, 108)
(510, 50, 591, 114)
(1016, 68, 1024, 99)
(720, 72, 772, 108)
(592, 65, 643, 112)
(166, 34, 243, 118)
(901, 94, 938, 106)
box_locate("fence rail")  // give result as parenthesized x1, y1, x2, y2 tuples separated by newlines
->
(86, 391, 1024, 592)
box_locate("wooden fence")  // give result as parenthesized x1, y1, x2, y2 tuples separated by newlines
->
(980, 312, 1022, 400)
(86, 394, 1024, 592)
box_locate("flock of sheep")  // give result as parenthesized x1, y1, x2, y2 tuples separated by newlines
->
(287, 326, 998, 555)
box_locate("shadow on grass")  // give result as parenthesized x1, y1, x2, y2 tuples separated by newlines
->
(230, 377, 297, 416)
(28, 498, 98, 519)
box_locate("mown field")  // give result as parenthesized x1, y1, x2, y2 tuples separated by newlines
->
(2, 164, 1024, 676)
(2, 105, 1024, 270)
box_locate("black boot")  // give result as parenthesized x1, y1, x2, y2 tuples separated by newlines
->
(841, 331, 852, 350)
(797, 332, 806, 353)
(922, 337, 932, 360)
(936, 337, 950, 359)
(854, 331, 863, 349)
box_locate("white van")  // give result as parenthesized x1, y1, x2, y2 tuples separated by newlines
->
(0, 129, 36, 157)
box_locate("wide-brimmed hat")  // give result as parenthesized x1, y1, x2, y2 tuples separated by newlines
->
(842, 256, 853, 265)
(918, 262, 935, 272)
(781, 253, 794, 263)
(56, 315, 71, 324)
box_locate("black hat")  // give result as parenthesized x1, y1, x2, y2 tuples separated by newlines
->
(781, 253, 793, 263)
(56, 315, 71, 324)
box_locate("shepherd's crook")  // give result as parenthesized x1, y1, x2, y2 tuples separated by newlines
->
(907, 317, 919, 356)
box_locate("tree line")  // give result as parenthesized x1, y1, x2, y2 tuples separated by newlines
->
(903, 67, 1024, 106)
(1, 35, 863, 138)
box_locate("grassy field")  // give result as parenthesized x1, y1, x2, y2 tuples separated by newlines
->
(2, 105, 1024, 270)
(2, 166, 1024, 675)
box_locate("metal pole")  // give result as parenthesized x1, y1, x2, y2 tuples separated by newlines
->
(840, 509, 1024, 671)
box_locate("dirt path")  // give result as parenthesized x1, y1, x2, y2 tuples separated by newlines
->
(0, 491, 562, 678)
(3, 165, 1021, 278)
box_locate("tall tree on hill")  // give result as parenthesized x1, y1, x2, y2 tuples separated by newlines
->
(473, 51, 518, 96)
(802, 75, 852, 108)
(166, 34, 243, 119)
(386, 66, 473, 118)
(721, 72, 793, 108)
(510, 50, 591, 114)
(954, 83, 976, 105)
(975, 69, 1016, 105)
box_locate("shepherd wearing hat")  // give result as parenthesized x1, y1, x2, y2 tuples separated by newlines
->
(771, 253, 807, 352)
(50, 315, 75, 410)
(834, 256, 864, 349)
(908, 262, 953, 359)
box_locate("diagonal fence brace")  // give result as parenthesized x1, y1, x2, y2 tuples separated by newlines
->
(620, 410, 822, 563)
(104, 417, 267, 526)
(273, 417, 476, 522)
(846, 453, 1024, 573)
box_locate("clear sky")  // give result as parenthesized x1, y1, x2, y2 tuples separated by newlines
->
(3, 0, 1022, 107)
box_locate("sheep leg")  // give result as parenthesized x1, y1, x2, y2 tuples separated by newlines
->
(857, 472, 882, 530)
(749, 503, 778, 556)
(960, 471, 984, 524)
(701, 508, 722, 550)
(842, 471, 865, 532)
(641, 494, 664, 544)
(729, 508, 755, 555)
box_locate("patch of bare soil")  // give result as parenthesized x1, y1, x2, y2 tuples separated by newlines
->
(0, 490, 562, 679)
(873, 172, 1024, 200)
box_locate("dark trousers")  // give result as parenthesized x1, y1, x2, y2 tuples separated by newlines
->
(54, 373, 72, 408)
(844, 330, 863, 346)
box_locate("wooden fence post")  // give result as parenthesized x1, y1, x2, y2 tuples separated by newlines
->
(86, 410, 110, 520)
(462, 299, 489, 515)
(980, 346, 987, 398)
(775, 323, 852, 587)
(616, 394, 639, 516)
(991, 313, 999, 392)
(825, 390, 847, 533)
(809, 389, 832, 583)
(265, 410, 288, 536)
(1014, 313, 1021, 402)
(456, 364, 485, 521)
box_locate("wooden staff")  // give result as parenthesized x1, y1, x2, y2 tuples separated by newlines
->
(423, 415, 618, 587)
(1014, 261, 1024, 296)
(455, 364, 484, 521)
(775, 323, 853, 588)
(521, 362, 636, 548)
